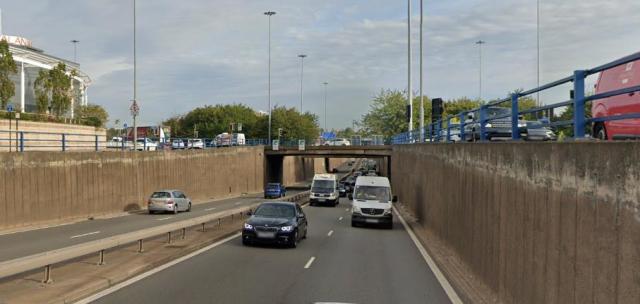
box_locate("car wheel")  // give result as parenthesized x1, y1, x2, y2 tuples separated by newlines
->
(351, 220, 357, 227)
(302, 227, 307, 239)
(187, 202, 192, 212)
(148, 210, 154, 215)
(386, 222, 393, 230)
(173, 206, 178, 214)
(310, 202, 315, 207)
(595, 123, 607, 140)
(242, 238, 251, 246)
(290, 230, 298, 248)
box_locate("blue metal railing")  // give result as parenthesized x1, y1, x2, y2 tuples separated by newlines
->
(392, 52, 640, 144)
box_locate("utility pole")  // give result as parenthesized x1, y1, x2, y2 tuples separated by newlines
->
(407, 0, 413, 134)
(476, 40, 486, 102)
(419, 0, 424, 142)
(132, 0, 139, 147)
(298, 54, 307, 113)
(323, 82, 328, 132)
(264, 11, 276, 144)
(71, 40, 80, 63)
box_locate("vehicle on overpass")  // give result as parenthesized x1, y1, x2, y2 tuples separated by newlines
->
(147, 190, 192, 214)
(171, 139, 186, 149)
(187, 138, 204, 149)
(524, 121, 557, 141)
(324, 138, 351, 146)
(310, 174, 339, 206)
(592, 55, 640, 140)
(264, 183, 287, 199)
(216, 133, 232, 147)
(349, 176, 397, 229)
(242, 202, 307, 248)
(464, 107, 527, 141)
(232, 133, 246, 146)
(134, 138, 158, 151)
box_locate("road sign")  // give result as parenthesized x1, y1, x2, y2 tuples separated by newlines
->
(123, 123, 128, 129)
(298, 140, 305, 151)
(237, 123, 242, 132)
(272, 140, 279, 151)
(6, 104, 13, 113)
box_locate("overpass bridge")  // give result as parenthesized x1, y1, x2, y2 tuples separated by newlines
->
(264, 145, 393, 183)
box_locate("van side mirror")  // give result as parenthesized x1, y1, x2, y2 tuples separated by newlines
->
(392, 196, 398, 203)
(348, 193, 353, 200)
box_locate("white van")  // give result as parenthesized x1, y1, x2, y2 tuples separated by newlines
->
(310, 174, 339, 206)
(349, 176, 397, 229)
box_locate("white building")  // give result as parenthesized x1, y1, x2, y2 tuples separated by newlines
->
(2, 34, 91, 118)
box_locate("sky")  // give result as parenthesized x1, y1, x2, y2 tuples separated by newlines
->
(0, 0, 639, 129)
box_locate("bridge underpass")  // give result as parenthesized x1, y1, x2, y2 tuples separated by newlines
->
(264, 146, 393, 183)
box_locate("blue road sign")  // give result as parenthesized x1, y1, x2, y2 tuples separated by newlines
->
(6, 104, 13, 113)
(123, 123, 128, 129)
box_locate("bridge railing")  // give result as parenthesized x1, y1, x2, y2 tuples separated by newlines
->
(392, 52, 640, 144)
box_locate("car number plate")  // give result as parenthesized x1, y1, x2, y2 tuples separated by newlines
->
(365, 219, 378, 223)
(318, 199, 326, 202)
(256, 231, 276, 239)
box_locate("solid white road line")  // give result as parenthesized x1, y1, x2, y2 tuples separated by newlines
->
(338, 217, 343, 221)
(394, 207, 463, 304)
(304, 257, 316, 269)
(76, 233, 242, 304)
(156, 217, 172, 221)
(70, 231, 100, 239)
(345, 208, 349, 212)
(204, 207, 217, 211)
(327, 230, 334, 237)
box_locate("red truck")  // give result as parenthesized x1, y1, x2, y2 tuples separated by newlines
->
(592, 54, 640, 140)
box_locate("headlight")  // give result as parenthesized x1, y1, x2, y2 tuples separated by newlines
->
(244, 223, 253, 230)
(484, 123, 492, 128)
(518, 123, 526, 128)
(280, 226, 293, 232)
(383, 209, 392, 215)
(352, 206, 361, 214)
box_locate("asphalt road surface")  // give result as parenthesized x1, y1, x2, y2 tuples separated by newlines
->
(89, 196, 452, 304)
(0, 190, 305, 262)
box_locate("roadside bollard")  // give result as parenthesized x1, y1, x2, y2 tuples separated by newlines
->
(97, 250, 106, 266)
(138, 239, 144, 253)
(217, 218, 221, 229)
(181, 228, 186, 239)
(201, 223, 206, 232)
(167, 232, 172, 244)
(43, 265, 53, 284)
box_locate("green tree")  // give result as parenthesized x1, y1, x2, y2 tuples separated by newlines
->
(0, 40, 17, 110)
(34, 63, 76, 117)
(358, 89, 430, 139)
(255, 106, 320, 142)
(76, 104, 109, 127)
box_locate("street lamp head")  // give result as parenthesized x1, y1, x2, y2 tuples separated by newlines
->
(71, 40, 80, 44)
(323, 82, 328, 85)
(298, 54, 307, 58)
(264, 11, 276, 16)
(476, 40, 486, 45)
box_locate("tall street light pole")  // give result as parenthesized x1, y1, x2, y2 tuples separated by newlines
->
(298, 54, 307, 113)
(419, 0, 424, 142)
(132, 0, 139, 146)
(476, 40, 486, 102)
(323, 82, 328, 132)
(70, 40, 79, 63)
(407, 0, 413, 134)
(264, 11, 276, 144)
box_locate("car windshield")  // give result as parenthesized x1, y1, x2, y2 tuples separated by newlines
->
(527, 122, 543, 129)
(354, 186, 390, 202)
(312, 180, 335, 192)
(267, 183, 280, 189)
(151, 192, 171, 198)
(254, 204, 295, 218)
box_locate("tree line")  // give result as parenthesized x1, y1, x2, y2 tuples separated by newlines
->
(0, 40, 108, 127)
(163, 104, 321, 141)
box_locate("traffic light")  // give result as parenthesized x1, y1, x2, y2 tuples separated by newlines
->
(431, 98, 444, 123)
(278, 128, 283, 138)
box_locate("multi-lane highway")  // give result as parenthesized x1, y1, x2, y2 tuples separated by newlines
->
(86, 196, 453, 304)
(0, 190, 305, 262)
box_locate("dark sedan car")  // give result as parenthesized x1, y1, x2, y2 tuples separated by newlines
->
(242, 202, 308, 248)
(264, 183, 287, 199)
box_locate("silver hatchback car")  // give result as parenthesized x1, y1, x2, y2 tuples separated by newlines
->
(147, 190, 192, 214)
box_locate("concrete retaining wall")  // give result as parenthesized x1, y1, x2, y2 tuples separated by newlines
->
(0, 119, 107, 152)
(391, 143, 640, 304)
